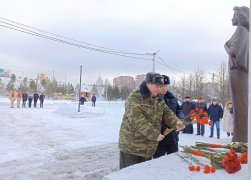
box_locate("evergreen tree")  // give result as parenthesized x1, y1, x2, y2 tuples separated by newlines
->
(67, 83, 75, 94)
(106, 85, 113, 101)
(29, 80, 37, 93)
(19, 77, 29, 93)
(121, 86, 131, 100)
(10, 74, 16, 82)
(57, 83, 65, 95)
(104, 79, 111, 100)
(113, 86, 120, 100)
(41, 79, 47, 87)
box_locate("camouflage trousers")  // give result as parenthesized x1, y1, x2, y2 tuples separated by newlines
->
(119, 151, 151, 169)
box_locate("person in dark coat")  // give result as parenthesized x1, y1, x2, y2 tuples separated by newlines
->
(33, 93, 39, 108)
(91, 95, 96, 107)
(22, 92, 28, 108)
(153, 75, 185, 159)
(39, 93, 45, 108)
(28, 93, 33, 108)
(208, 99, 223, 139)
(80, 96, 86, 105)
(181, 96, 195, 134)
(195, 96, 207, 136)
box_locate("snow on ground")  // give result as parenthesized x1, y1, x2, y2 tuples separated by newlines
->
(0, 97, 248, 180)
(0, 98, 123, 179)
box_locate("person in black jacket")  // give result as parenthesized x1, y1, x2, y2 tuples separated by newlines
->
(208, 99, 223, 139)
(33, 92, 39, 108)
(28, 93, 33, 108)
(153, 75, 185, 158)
(80, 96, 86, 105)
(39, 93, 45, 108)
(181, 96, 195, 134)
(22, 92, 28, 108)
(195, 96, 207, 136)
(91, 95, 96, 107)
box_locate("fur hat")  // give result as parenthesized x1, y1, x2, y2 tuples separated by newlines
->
(162, 75, 170, 85)
(145, 72, 164, 85)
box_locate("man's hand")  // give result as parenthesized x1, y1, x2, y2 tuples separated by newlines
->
(176, 120, 185, 132)
(156, 134, 165, 141)
(163, 127, 172, 136)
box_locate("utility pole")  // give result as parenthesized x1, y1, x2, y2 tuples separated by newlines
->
(52, 70, 55, 81)
(64, 76, 66, 94)
(152, 52, 156, 72)
(152, 50, 160, 72)
(36, 74, 39, 92)
(78, 66, 82, 112)
(52, 70, 55, 99)
(106, 83, 108, 101)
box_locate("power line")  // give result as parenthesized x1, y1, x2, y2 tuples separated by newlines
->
(156, 55, 194, 79)
(0, 23, 152, 61)
(156, 56, 184, 79)
(156, 60, 184, 80)
(0, 17, 152, 61)
(156, 55, 190, 74)
(0, 16, 150, 56)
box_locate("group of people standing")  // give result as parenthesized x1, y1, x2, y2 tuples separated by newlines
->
(182, 96, 233, 140)
(9, 89, 45, 108)
(118, 72, 234, 169)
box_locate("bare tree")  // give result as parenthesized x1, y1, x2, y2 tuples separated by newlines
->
(170, 77, 176, 93)
(186, 74, 194, 98)
(213, 62, 230, 106)
(192, 69, 205, 98)
(178, 74, 186, 99)
(96, 76, 103, 86)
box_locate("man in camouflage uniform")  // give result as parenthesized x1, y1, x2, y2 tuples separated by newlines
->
(119, 72, 185, 169)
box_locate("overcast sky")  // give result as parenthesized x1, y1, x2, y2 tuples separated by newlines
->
(0, 0, 249, 85)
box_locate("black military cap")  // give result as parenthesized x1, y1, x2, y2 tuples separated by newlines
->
(145, 72, 164, 85)
(162, 75, 170, 85)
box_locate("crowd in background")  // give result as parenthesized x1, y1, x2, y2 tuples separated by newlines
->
(9, 89, 45, 108)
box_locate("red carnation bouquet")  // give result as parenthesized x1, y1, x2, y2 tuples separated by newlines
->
(181, 146, 242, 174)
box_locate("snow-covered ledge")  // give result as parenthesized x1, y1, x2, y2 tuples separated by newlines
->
(104, 134, 248, 180)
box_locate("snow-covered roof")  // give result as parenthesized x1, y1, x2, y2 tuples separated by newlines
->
(81, 84, 92, 93)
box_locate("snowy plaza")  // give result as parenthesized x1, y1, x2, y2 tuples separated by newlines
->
(0, 98, 248, 180)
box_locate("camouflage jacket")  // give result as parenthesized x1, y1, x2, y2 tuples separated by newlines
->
(118, 82, 179, 158)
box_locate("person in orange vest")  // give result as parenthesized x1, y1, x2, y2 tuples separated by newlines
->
(9, 89, 16, 108)
(16, 90, 22, 108)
